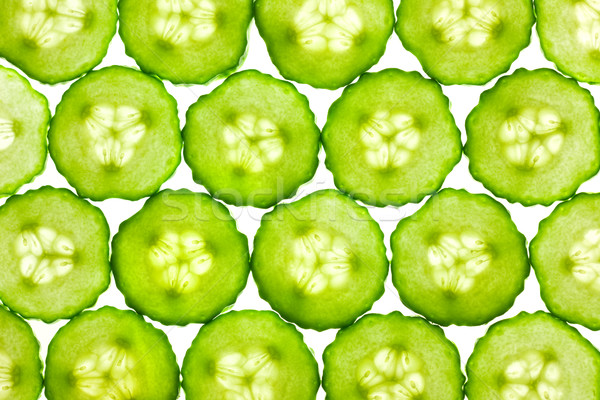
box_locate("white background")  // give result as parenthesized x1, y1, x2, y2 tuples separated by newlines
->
(2, 1, 600, 398)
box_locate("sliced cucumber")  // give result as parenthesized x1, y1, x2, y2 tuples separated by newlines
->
(182, 310, 319, 399)
(119, 0, 252, 84)
(390, 188, 529, 326)
(49, 66, 182, 201)
(254, 0, 394, 89)
(111, 189, 250, 326)
(45, 306, 180, 400)
(396, 0, 534, 85)
(0, 66, 49, 196)
(530, 193, 600, 331)
(183, 70, 320, 208)
(536, 0, 600, 83)
(322, 68, 461, 207)
(0, 186, 110, 323)
(466, 311, 600, 400)
(0, 0, 117, 84)
(0, 307, 43, 400)
(251, 189, 388, 331)
(323, 312, 464, 400)
(465, 68, 600, 206)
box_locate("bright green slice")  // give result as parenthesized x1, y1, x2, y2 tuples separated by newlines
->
(466, 311, 600, 400)
(465, 68, 600, 206)
(119, 0, 252, 84)
(255, 0, 394, 89)
(183, 70, 320, 208)
(536, 0, 600, 83)
(182, 310, 319, 400)
(0, 0, 117, 84)
(391, 188, 529, 326)
(396, 0, 534, 85)
(0, 307, 43, 400)
(45, 306, 180, 400)
(252, 189, 388, 331)
(323, 68, 461, 207)
(530, 193, 600, 331)
(49, 66, 182, 201)
(0, 186, 110, 323)
(111, 189, 250, 326)
(323, 312, 464, 400)
(0, 66, 49, 196)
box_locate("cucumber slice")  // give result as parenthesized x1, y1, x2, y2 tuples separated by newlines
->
(0, 186, 110, 323)
(395, 0, 534, 85)
(182, 310, 319, 399)
(536, 0, 600, 83)
(322, 68, 461, 207)
(49, 66, 182, 201)
(45, 306, 180, 400)
(466, 311, 600, 400)
(0, 0, 117, 84)
(119, 0, 252, 84)
(0, 307, 43, 400)
(251, 189, 388, 331)
(465, 68, 600, 206)
(111, 189, 250, 326)
(254, 0, 395, 89)
(323, 312, 464, 400)
(0, 66, 49, 196)
(183, 70, 320, 208)
(390, 188, 529, 326)
(530, 193, 600, 331)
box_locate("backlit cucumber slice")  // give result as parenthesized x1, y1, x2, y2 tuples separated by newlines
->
(254, 0, 395, 89)
(119, 0, 252, 84)
(45, 306, 180, 400)
(391, 188, 529, 326)
(465, 68, 600, 206)
(251, 189, 388, 331)
(182, 310, 319, 399)
(49, 66, 182, 201)
(322, 68, 461, 207)
(111, 189, 250, 326)
(0, 0, 117, 84)
(0, 186, 110, 322)
(396, 0, 534, 85)
(0, 66, 49, 196)
(323, 312, 464, 400)
(466, 312, 600, 400)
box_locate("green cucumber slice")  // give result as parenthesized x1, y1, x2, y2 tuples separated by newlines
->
(45, 306, 180, 400)
(49, 66, 182, 201)
(251, 189, 388, 331)
(119, 0, 252, 84)
(323, 312, 464, 400)
(466, 311, 600, 400)
(536, 0, 600, 83)
(0, 0, 117, 84)
(182, 310, 319, 399)
(111, 189, 250, 326)
(183, 70, 320, 208)
(530, 193, 600, 331)
(390, 188, 529, 326)
(465, 68, 600, 206)
(254, 0, 394, 89)
(322, 68, 462, 207)
(0, 307, 43, 400)
(0, 66, 49, 196)
(0, 186, 110, 323)
(395, 0, 534, 85)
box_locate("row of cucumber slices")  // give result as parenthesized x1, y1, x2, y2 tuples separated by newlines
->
(4, 304, 600, 400)
(3, 0, 600, 89)
(4, 63, 600, 208)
